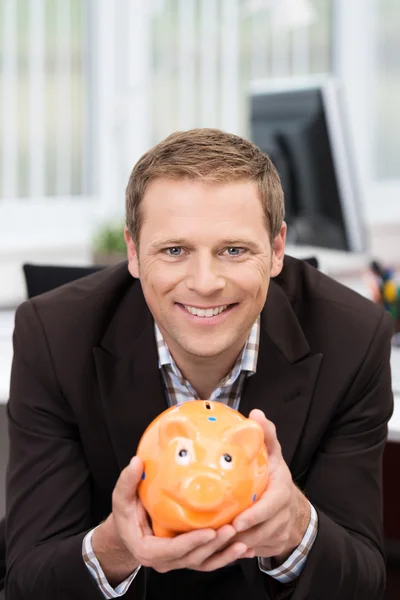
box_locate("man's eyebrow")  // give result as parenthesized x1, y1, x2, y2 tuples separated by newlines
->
(218, 239, 259, 247)
(149, 238, 261, 251)
(148, 239, 186, 250)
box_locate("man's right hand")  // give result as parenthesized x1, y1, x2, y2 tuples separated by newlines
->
(92, 456, 249, 586)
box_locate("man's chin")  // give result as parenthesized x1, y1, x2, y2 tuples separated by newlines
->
(180, 342, 232, 360)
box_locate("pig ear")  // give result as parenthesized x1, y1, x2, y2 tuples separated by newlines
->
(159, 415, 198, 447)
(223, 421, 264, 461)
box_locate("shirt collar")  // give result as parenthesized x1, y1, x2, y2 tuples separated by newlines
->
(154, 316, 260, 376)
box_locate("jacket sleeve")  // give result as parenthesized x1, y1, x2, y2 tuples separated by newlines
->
(262, 310, 394, 600)
(5, 300, 146, 600)
(0, 517, 5, 591)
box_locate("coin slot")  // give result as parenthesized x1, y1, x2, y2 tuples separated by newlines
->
(205, 401, 212, 409)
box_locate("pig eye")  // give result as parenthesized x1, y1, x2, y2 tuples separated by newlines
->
(176, 448, 191, 465)
(220, 453, 233, 469)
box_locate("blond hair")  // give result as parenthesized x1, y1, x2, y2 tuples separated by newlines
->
(125, 128, 284, 245)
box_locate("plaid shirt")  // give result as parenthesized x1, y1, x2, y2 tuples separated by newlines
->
(83, 316, 318, 597)
(156, 316, 260, 409)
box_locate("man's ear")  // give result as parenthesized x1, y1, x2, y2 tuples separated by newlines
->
(124, 226, 140, 279)
(270, 222, 287, 278)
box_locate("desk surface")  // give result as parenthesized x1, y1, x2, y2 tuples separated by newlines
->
(1, 309, 400, 442)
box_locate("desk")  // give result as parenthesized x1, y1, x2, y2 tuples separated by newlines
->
(1, 309, 400, 441)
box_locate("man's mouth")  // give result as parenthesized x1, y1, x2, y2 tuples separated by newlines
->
(178, 304, 236, 318)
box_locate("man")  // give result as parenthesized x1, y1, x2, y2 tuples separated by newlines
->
(5, 129, 393, 599)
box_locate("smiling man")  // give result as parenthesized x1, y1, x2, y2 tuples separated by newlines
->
(6, 129, 393, 600)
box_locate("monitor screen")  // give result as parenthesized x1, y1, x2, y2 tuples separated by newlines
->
(249, 79, 366, 252)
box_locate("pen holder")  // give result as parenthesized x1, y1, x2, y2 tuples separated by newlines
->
(366, 261, 400, 346)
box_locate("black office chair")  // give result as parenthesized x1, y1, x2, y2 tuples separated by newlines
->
(22, 263, 106, 299)
(303, 256, 318, 269)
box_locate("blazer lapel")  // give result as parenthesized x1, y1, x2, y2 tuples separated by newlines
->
(94, 281, 168, 471)
(240, 279, 323, 470)
(240, 280, 322, 597)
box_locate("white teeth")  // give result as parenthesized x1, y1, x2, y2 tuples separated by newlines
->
(184, 304, 228, 317)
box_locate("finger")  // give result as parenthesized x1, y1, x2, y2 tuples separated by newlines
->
(175, 525, 236, 569)
(113, 456, 144, 507)
(234, 518, 279, 550)
(138, 527, 216, 564)
(248, 410, 282, 458)
(242, 549, 256, 559)
(199, 541, 248, 572)
(232, 485, 283, 532)
(135, 497, 153, 538)
(246, 544, 282, 560)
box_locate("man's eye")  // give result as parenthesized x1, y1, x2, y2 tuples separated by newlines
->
(164, 247, 183, 256)
(225, 247, 245, 256)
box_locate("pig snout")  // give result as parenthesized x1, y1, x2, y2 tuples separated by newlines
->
(181, 473, 225, 511)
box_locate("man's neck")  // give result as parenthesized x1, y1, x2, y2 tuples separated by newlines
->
(173, 348, 243, 399)
(156, 321, 257, 399)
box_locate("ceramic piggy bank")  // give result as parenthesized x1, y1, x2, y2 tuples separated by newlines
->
(136, 400, 268, 537)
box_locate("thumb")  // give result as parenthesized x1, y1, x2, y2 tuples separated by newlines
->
(248, 409, 281, 458)
(115, 456, 144, 505)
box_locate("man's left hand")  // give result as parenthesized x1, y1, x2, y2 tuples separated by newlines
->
(231, 409, 311, 562)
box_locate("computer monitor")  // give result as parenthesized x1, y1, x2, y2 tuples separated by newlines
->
(249, 78, 366, 253)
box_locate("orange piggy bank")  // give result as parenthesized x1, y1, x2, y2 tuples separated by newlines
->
(136, 400, 268, 537)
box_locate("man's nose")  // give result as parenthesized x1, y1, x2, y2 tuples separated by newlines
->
(185, 256, 226, 296)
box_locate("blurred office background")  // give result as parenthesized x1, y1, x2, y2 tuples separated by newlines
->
(0, 0, 399, 307)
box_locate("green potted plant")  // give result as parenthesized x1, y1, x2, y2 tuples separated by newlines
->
(92, 220, 127, 265)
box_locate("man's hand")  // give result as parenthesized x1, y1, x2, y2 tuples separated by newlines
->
(92, 457, 249, 586)
(231, 409, 311, 563)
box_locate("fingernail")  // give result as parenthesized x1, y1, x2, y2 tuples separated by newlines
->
(235, 521, 246, 532)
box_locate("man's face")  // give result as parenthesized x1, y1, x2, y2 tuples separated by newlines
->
(125, 178, 286, 363)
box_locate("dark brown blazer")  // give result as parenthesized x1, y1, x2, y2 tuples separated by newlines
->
(5, 256, 394, 600)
